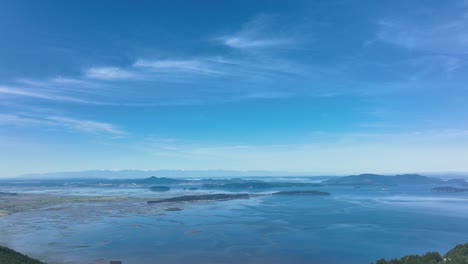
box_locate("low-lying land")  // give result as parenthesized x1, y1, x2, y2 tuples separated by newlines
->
(147, 193, 253, 204)
(272, 190, 330, 196)
(0, 193, 138, 217)
(0, 190, 331, 216)
(147, 190, 330, 204)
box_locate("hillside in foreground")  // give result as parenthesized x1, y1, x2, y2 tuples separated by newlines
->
(0, 246, 46, 264)
(374, 243, 468, 264)
(2, 242, 468, 264)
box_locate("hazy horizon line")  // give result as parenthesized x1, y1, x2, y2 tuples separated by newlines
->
(5, 169, 468, 179)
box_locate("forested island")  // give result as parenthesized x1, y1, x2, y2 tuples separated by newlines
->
(147, 190, 330, 204)
(373, 243, 468, 264)
(149, 185, 171, 192)
(147, 193, 253, 204)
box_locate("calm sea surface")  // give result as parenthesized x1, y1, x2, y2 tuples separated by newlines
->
(1, 185, 468, 264)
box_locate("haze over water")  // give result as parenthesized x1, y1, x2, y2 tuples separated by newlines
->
(1, 181, 468, 264)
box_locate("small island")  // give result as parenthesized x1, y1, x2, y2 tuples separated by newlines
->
(148, 190, 331, 204)
(0, 192, 18, 196)
(147, 193, 252, 204)
(149, 186, 171, 192)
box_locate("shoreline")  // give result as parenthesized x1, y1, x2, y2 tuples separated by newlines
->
(0, 193, 143, 217)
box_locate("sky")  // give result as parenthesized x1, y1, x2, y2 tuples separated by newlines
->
(1, 0, 468, 177)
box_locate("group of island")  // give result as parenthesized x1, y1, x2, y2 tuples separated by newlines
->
(1, 173, 468, 264)
(1, 173, 467, 217)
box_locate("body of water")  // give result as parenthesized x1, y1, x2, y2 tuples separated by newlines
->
(1, 185, 468, 264)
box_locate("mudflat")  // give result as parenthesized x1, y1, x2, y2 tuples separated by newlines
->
(0, 193, 140, 217)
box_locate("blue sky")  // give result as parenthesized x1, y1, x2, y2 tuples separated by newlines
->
(1, 0, 468, 177)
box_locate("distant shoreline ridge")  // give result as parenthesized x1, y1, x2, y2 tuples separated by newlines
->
(14, 169, 468, 180)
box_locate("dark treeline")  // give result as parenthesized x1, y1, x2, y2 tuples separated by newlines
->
(0, 246, 46, 264)
(374, 243, 468, 264)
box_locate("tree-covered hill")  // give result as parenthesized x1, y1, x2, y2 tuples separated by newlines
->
(0, 246, 46, 264)
(374, 243, 468, 264)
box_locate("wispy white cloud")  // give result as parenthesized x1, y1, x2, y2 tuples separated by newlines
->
(50, 76, 90, 85)
(139, 129, 468, 158)
(0, 85, 95, 104)
(134, 59, 222, 75)
(218, 14, 297, 50)
(334, 128, 468, 143)
(9, 11, 447, 107)
(47, 116, 127, 136)
(0, 54, 331, 106)
(0, 114, 54, 126)
(17, 77, 93, 87)
(135, 59, 200, 69)
(222, 36, 289, 49)
(120, 128, 468, 174)
(405, 55, 463, 81)
(0, 113, 126, 136)
(0, 13, 320, 107)
(376, 10, 468, 54)
(85, 67, 137, 80)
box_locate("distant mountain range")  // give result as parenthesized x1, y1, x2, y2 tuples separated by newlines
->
(322, 173, 444, 186)
(8, 172, 467, 190)
(12, 170, 468, 190)
(17, 169, 315, 179)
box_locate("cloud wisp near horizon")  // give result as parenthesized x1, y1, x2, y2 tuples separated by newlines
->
(0, 0, 467, 177)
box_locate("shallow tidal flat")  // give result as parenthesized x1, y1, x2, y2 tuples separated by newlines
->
(1, 178, 468, 264)
(0, 188, 331, 218)
(0, 193, 143, 217)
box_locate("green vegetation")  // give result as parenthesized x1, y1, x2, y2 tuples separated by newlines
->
(445, 244, 468, 263)
(374, 243, 468, 264)
(0, 246, 46, 264)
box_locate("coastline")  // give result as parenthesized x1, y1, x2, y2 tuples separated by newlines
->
(0, 193, 142, 217)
